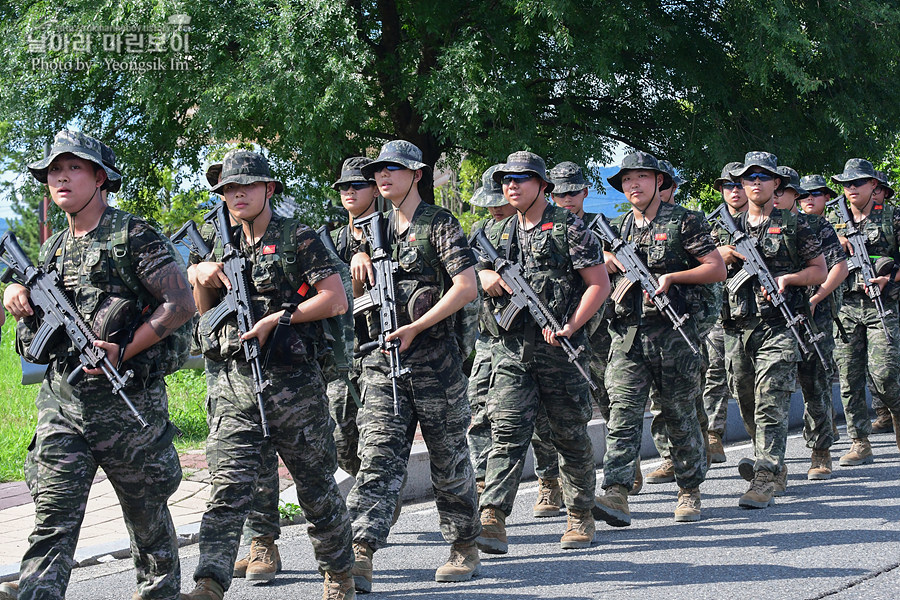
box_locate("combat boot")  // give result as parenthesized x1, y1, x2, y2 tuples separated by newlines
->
(560, 509, 595, 549)
(708, 432, 726, 463)
(871, 405, 894, 434)
(737, 456, 755, 481)
(739, 469, 776, 509)
(0, 582, 17, 600)
(434, 540, 480, 582)
(185, 578, 224, 600)
(475, 507, 508, 554)
(645, 458, 675, 484)
(592, 484, 631, 527)
(323, 570, 356, 600)
(245, 535, 281, 582)
(808, 449, 833, 480)
(351, 540, 374, 593)
(233, 550, 250, 578)
(475, 479, 485, 504)
(773, 464, 788, 497)
(630, 456, 643, 495)
(839, 438, 874, 466)
(674, 487, 701, 522)
(533, 477, 563, 518)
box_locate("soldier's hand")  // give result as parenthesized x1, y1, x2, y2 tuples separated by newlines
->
(718, 245, 745, 265)
(3, 283, 33, 319)
(809, 291, 823, 316)
(385, 323, 418, 353)
(351, 253, 375, 286)
(867, 276, 889, 293)
(654, 273, 674, 296)
(186, 264, 198, 287)
(838, 235, 852, 255)
(479, 270, 512, 297)
(241, 314, 279, 347)
(84, 340, 121, 375)
(542, 323, 574, 347)
(195, 262, 230, 289)
(604, 251, 625, 274)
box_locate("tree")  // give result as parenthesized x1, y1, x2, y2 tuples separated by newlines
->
(1, 0, 899, 221)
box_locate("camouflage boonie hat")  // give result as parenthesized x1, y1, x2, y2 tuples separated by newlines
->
(210, 149, 284, 194)
(729, 151, 780, 180)
(777, 166, 809, 199)
(99, 141, 122, 193)
(492, 151, 555, 193)
(548, 161, 589, 194)
(714, 162, 743, 191)
(205, 162, 223, 188)
(799, 174, 837, 199)
(831, 158, 877, 185)
(607, 151, 673, 193)
(658, 160, 685, 187)
(333, 156, 376, 189)
(28, 130, 122, 191)
(875, 170, 895, 199)
(361, 140, 430, 178)
(470, 164, 508, 207)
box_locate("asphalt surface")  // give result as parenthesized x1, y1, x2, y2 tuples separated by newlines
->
(61, 430, 900, 600)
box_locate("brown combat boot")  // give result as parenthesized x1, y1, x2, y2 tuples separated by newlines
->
(233, 550, 251, 578)
(0, 582, 18, 600)
(592, 484, 631, 527)
(773, 464, 788, 497)
(839, 438, 874, 466)
(708, 432, 726, 463)
(475, 507, 508, 554)
(434, 540, 480, 582)
(351, 540, 374, 593)
(323, 570, 357, 600)
(871, 406, 894, 434)
(244, 535, 282, 582)
(630, 456, 643, 496)
(739, 469, 776, 509)
(475, 479, 485, 504)
(185, 578, 224, 600)
(808, 449, 833, 480)
(674, 487, 701, 522)
(560, 508, 596, 549)
(533, 477, 563, 518)
(646, 458, 675, 484)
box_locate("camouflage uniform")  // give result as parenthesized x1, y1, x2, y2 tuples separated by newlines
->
(192, 208, 354, 589)
(346, 202, 481, 550)
(16, 208, 185, 600)
(703, 321, 730, 437)
(603, 201, 715, 491)
(478, 203, 602, 517)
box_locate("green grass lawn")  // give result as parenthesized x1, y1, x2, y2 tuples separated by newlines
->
(0, 319, 209, 482)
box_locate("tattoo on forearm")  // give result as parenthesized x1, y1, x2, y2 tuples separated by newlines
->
(143, 262, 196, 339)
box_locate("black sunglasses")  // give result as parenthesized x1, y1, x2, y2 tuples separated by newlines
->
(741, 172, 775, 183)
(337, 182, 373, 192)
(843, 178, 873, 188)
(552, 190, 583, 198)
(501, 174, 536, 185)
(721, 182, 742, 190)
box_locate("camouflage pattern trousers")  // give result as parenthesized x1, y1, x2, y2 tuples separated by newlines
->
(20, 367, 182, 600)
(605, 317, 706, 490)
(724, 318, 800, 473)
(195, 358, 353, 590)
(327, 363, 362, 477)
(703, 321, 731, 438)
(481, 331, 595, 516)
(467, 337, 559, 482)
(347, 336, 480, 550)
(588, 317, 612, 421)
(798, 308, 836, 450)
(834, 293, 900, 439)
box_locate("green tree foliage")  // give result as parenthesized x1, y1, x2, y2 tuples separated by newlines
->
(1, 0, 899, 221)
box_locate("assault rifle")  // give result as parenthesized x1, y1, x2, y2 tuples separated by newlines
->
(196, 204, 272, 437)
(708, 205, 829, 369)
(0, 232, 147, 427)
(351, 212, 409, 414)
(171, 219, 214, 261)
(471, 229, 597, 390)
(829, 195, 893, 343)
(588, 213, 700, 355)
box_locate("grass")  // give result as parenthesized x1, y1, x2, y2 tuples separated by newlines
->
(0, 319, 210, 482)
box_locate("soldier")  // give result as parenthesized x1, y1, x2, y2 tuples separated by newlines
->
(594, 152, 725, 526)
(776, 167, 847, 481)
(869, 170, 897, 435)
(187, 149, 355, 600)
(658, 159, 685, 205)
(704, 162, 748, 464)
(2, 130, 195, 600)
(476, 151, 609, 553)
(345, 140, 481, 592)
(828, 159, 900, 466)
(720, 152, 826, 509)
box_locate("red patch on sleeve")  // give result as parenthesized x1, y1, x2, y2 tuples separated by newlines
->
(297, 282, 310, 297)
(262, 244, 276, 255)
(541, 222, 554, 231)
(654, 233, 668, 241)
(767, 227, 782, 234)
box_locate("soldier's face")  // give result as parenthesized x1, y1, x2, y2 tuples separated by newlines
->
(488, 203, 517, 221)
(741, 169, 779, 206)
(872, 186, 886, 203)
(801, 191, 828, 216)
(551, 189, 587, 215)
(502, 174, 545, 211)
(46, 154, 106, 213)
(621, 170, 662, 208)
(339, 182, 377, 217)
(375, 165, 419, 206)
(222, 181, 273, 220)
(659, 185, 675, 204)
(721, 182, 748, 212)
(773, 187, 798, 210)
(842, 178, 877, 209)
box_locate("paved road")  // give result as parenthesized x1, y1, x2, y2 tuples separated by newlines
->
(61, 430, 900, 600)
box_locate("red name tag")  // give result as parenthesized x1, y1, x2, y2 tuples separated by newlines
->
(262, 244, 276, 254)
(541, 222, 553, 231)
(767, 227, 782, 234)
(408, 233, 416, 242)
(654, 233, 668, 241)
(875, 205, 883, 210)
(297, 282, 310, 297)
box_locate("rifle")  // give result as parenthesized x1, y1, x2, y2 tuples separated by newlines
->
(829, 195, 894, 343)
(708, 205, 829, 369)
(471, 228, 597, 391)
(197, 204, 272, 437)
(351, 212, 409, 414)
(588, 213, 700, 355)
(171, 219, 214, 261)
(0, 232, 147, 427)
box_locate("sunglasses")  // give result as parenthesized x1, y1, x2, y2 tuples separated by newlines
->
(740, 172, 775, 183)
(501, 173, 536, 185)
(721, 182, 742, 191)
(843, 178, 873, 188)
(382, 164, 405, 172)
(337, 182, 373, 192)
(552, 190, 583, 198)
(808, 190, 827, 197)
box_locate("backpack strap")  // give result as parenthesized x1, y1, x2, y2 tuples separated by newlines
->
(106, 209, 154, 307)
(41, 231, 67, 270)
(882, 204, 897, 255)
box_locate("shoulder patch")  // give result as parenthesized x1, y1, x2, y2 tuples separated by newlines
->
(654, 233, 668, 241)
(541, 222, 554, 232)
(262, 244, 276, 255)
(767, 227, 782, 234)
